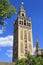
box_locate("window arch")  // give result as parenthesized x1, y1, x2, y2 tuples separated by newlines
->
(22, 13, 24, 16)
(27, 22, 31, 27)
(19, 21, 22, 24)
(19, 21, 23, 25)
(24, 20, 26, 25)
(22, 21, 23, 25)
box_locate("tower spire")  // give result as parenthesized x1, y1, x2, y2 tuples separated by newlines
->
(36, 36, 39, 49)
(20, 2, 25, 12)
(18, 2, 26, 17)
(36, 36, 40, 56)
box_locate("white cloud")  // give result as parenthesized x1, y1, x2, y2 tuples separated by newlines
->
(6, 53, 12, 58)
(5, 49, 13, 58)
(7, 50, 13, 53)
(0, 35, 13, 47)
(0, 29, 3, 34)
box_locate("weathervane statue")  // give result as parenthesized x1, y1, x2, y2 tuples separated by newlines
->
(21, 2, 24, 4)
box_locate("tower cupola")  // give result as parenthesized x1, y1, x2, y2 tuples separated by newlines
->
(18, 2, 26, 17)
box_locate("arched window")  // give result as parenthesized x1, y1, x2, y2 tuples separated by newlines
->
(19, 21, 23, 25)
(27, 22, 31, 27)
(22, 21, 23, 25)
(22, 13, 24, 16)
(24, 20, 26, 25)
(29, 23, 31, 27)
(20, 21, 21, 24)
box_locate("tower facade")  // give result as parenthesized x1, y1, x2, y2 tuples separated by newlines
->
(13, 3, 34, 62)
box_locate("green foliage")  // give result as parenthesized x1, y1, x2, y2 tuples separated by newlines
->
(0, 0, 16, 17)
(0, 0, 16, 26)
(15, 58, 27, 65)
(15, 54, 43, 65)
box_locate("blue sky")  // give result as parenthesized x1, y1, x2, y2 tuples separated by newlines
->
(0, 0, 43, 62)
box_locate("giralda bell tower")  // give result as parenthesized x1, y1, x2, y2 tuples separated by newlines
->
(13, 2, 34, 62)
